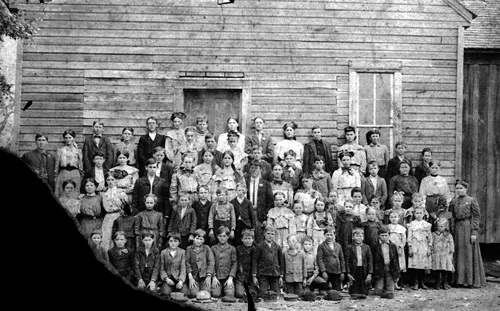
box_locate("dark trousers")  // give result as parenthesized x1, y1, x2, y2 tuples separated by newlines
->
(349, 266, 369, 295)
(180, 234, 191, 250)
(326, 273, 341, 291)
(285, 282, 304, 296)
(374, 266, 395, 295)
(258, 275, 280, 297)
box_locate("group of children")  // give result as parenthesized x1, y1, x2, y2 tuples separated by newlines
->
(22, 114, 486, 302)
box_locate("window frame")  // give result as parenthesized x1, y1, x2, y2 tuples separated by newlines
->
(348, 60, 403, 157)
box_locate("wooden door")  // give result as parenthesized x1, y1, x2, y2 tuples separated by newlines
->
(462, 52, 500, 243)
(183, 89, 242, 138)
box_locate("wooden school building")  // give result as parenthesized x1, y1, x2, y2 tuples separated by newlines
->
(13, 0, 497, 242)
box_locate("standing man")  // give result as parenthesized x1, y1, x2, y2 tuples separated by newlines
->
(21, 133, 56, 191)
(245, 160, 274, 243)
(303, 125, 335, 177)
(82, 120, 114, 171)
(137, 117, 166, 177)
(245, 117, 276, 164)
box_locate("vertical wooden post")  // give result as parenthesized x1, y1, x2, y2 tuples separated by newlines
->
(12, 38, 23, 155)
(455, 26, 464, 181)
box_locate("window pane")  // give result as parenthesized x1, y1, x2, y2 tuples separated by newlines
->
(359, 73, 374, 100)
(359, 99, 374, 125)
(376, 73, 392, 99)
(375, 99, 392, 125)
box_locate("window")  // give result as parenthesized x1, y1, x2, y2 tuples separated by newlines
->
(349, 61, 402, 156)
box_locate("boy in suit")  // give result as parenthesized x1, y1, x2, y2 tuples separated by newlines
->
(316, 226, 345, 291)
(361, 161, 388, 206)
(81, 151, 108, 194)
(21, 133, 56, 191)
(137, 117, 166, 177)
(345, 228, 373, 298)
(372, 226, 400, 299)
(82, 120, 114, 171)
(252, 225, 283, 298)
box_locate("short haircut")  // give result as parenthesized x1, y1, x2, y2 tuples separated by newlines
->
(351, 187, 362, 197)
(178, 194, 190, 202)
(314, 155, 325, 162)
(198, 184, 210, 192)
(389, 211, 401, 219)
(184, 126, 197, 135)
(194, 229, 206, 238)
(93, 151, 105, 159)
(411, 192, 425, 202)
(286, 233, 298, 243)
(395, 141, 406, 148)
(251, 145, 263, 152)
(90, 229, 102, 238)
(146, 116, 157, 124)
(370, 196, 381, 204)
(227, 130, 240, 139)
(216, 187, 228, 195)
(93, 120, 104, 127)
(302, 236, 314, 245)
(352, 227, 364, 237)
(216, 225, 231, 236)
(378, 226, 389, 235)
(35, 133, 48, 141)
(145, 158, 156, 166)
(324, 226, 335, 233)
(235, 182, 247, 191)
(153, 146, 165, 154)
(344, 199, 354, 206)
(421, 147, 432, 156)
(113, 230, 126, 240)
(264, 224, 276, 233)
(241, 229, 255, 238)
(311, 125, 321, 131)
(250, 159, 262, 168)
(196, 115, 208, 124)
(205, 133, 216, 141)
(62, 179, 77, 189)
(167, 232, 181, 242)
(368, 160, 378, 167)
(141, 230, 155, 240)
(144, 193, 158, 204)
(398, 160, 411, 168)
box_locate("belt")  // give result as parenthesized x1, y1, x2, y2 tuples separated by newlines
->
(60, 166, 78, 171)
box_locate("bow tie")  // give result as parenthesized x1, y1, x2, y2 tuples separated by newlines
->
(272, 178, 283, 185)
(94, 135, 102, 138)
(182, 168, 194, 174)
(341, 167, 352, 175)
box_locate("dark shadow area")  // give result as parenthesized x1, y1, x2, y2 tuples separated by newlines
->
(2, 149, 197, 310)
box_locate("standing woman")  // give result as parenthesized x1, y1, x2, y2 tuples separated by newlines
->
(449, 181, 486, 288)
(165, 112, 187, 165)
(114, 127, 138, 168)
(419, 160, 451, 218)
(274, 122, 304, 169)
(217, 117, 246, 153)
(101, 171, 129, 252)
(414, 148, 433, 186)
(54, 129, 84, 198)
(110, 150, 139, 203)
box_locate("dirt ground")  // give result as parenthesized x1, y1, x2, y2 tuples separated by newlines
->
(174, 282, 499, 311)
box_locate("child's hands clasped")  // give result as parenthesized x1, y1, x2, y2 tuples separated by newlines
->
(165, 277, 175, 286)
